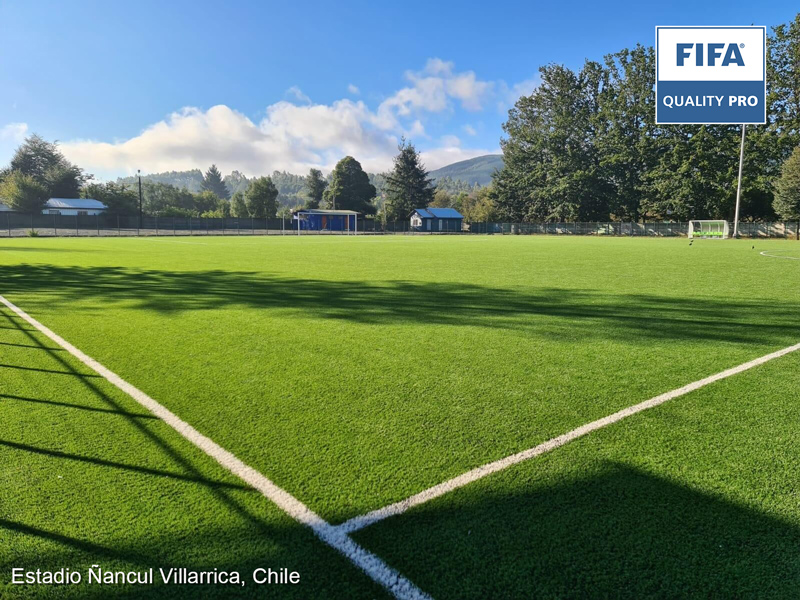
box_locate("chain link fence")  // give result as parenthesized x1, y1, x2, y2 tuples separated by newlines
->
(466, 221, 800, 239)
(1, 212, 798, 239)
(0, 213, 358, 237)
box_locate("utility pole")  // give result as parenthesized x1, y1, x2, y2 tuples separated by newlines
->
(137, 169, 143, 231)
(733, 124, 746, 238)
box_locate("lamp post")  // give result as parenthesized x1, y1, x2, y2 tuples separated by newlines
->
(137, 169, 143, 231)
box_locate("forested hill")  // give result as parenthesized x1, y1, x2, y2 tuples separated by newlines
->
(116, 155, 501, 203)
(428, 155, 503, 186)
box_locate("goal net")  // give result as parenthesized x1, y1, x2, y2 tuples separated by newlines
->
(688, 220, 730, 239)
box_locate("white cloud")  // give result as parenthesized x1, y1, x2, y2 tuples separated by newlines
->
(376, 58, 494, 121)
(496, 77, 540, 113)
(285, 86, 312, 105)
(0, 122, 28, 142)
(463, 124, 477, 136)
(56, 59, 511, 179)
(347, 83, 360, 95)
(62, 103, 400, 177)
(508, 77, 539, 100)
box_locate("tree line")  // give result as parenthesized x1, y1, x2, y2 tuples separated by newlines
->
(492, 14, 800, 223)
(2, 14, 798, 225)
(0, 135, 448, 222)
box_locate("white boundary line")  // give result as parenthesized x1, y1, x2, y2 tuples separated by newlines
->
(0, 294, 431, 600)
(338, 341, 800, 534)
(760, 250, 800, 260)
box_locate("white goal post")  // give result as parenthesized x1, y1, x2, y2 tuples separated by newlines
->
(688, 220, 730, 239)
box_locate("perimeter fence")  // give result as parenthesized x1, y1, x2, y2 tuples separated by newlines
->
(1, 212, 798, 239)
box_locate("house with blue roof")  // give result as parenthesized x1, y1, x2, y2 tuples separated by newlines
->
(410, 207, 464, 232)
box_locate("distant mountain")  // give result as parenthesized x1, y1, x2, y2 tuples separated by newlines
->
(115, 154, 505, 205)
(428, 155, 503, 187)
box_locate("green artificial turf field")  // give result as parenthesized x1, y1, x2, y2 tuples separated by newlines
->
(1, 234, 798, 598)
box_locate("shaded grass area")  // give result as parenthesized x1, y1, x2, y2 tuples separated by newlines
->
(0, 307, 389, 599)
(0, 235, 798, 524)
(1, 263, 799, 346)
(355, 351, 800, 598)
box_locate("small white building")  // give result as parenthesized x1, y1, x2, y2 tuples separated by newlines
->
(0, 198, 107, 215)
(44, 198, 107, 216)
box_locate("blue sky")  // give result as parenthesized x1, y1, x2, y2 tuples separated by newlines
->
(0, 0, 796, 178)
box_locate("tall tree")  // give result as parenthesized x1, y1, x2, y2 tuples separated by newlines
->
(322, 156, 376, 213)
(642, 125, 742, 220)
(774, 146, 800, 219)
(9, 134, 87, 198)
(246, 177, 279, 218)
(765, 15, 800, 163)
(384, 139, 435, 220)
(304, 168, 327, 208)
(231, 191, 249, 217)
(597, 45, 657, 220)
(494, 61, 612, 222)
(0, 171, 49, 212)
(201, 164, 230, 200)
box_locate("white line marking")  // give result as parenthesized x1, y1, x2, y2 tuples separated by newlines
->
(0, 294, 431, 600)
(338, 341, 800, 534)
(760, 250, 800, 260)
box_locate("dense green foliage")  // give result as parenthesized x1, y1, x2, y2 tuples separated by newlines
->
(304, 168, 327, 209)
(81, 181, 139, 215)
(0, 170, 49, 212)
(323, 156, 377, 213)
(200, 164, 230, 200)
(245, 176, 279, 218)
(384, 140, 435, 220)
(231, 190, 248, 217)
(3, 135, 87, 200)
(774, 146, 800, 219)
(495, 15, 800, 223)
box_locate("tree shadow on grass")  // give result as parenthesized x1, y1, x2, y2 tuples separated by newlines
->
(0, 310, 389, 598)
(2, 264, 799, 346)
(355, 462, 800, 599)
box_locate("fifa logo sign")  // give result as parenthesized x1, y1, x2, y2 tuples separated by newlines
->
(676, 43, 744, 67)
(656, 26, 766, 125)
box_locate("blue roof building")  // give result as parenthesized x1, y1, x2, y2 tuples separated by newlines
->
(292, 209, 359, 232)
(410, 207, 464, 232)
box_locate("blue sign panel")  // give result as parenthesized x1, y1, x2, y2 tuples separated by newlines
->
(656, 26, 766, 125)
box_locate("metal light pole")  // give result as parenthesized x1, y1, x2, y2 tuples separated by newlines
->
(137, 169, 143, 231)
(733, 124, 746, 238)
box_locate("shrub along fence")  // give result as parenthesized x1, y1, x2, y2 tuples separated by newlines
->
(467, 221, 800, 239)
(1, 212, 798, 239)
(0, 212, 346, 237)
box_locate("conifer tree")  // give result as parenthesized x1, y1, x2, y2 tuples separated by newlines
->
(201, 164, 230, 200)
(384, 139, 434, 220)
(304, 168, 327, 208)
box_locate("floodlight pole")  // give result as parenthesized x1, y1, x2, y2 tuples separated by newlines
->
(137, 169, 143, 232)
(733, 124, 746, 238)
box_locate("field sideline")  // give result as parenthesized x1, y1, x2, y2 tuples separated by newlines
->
(1, 235, 799, 598)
